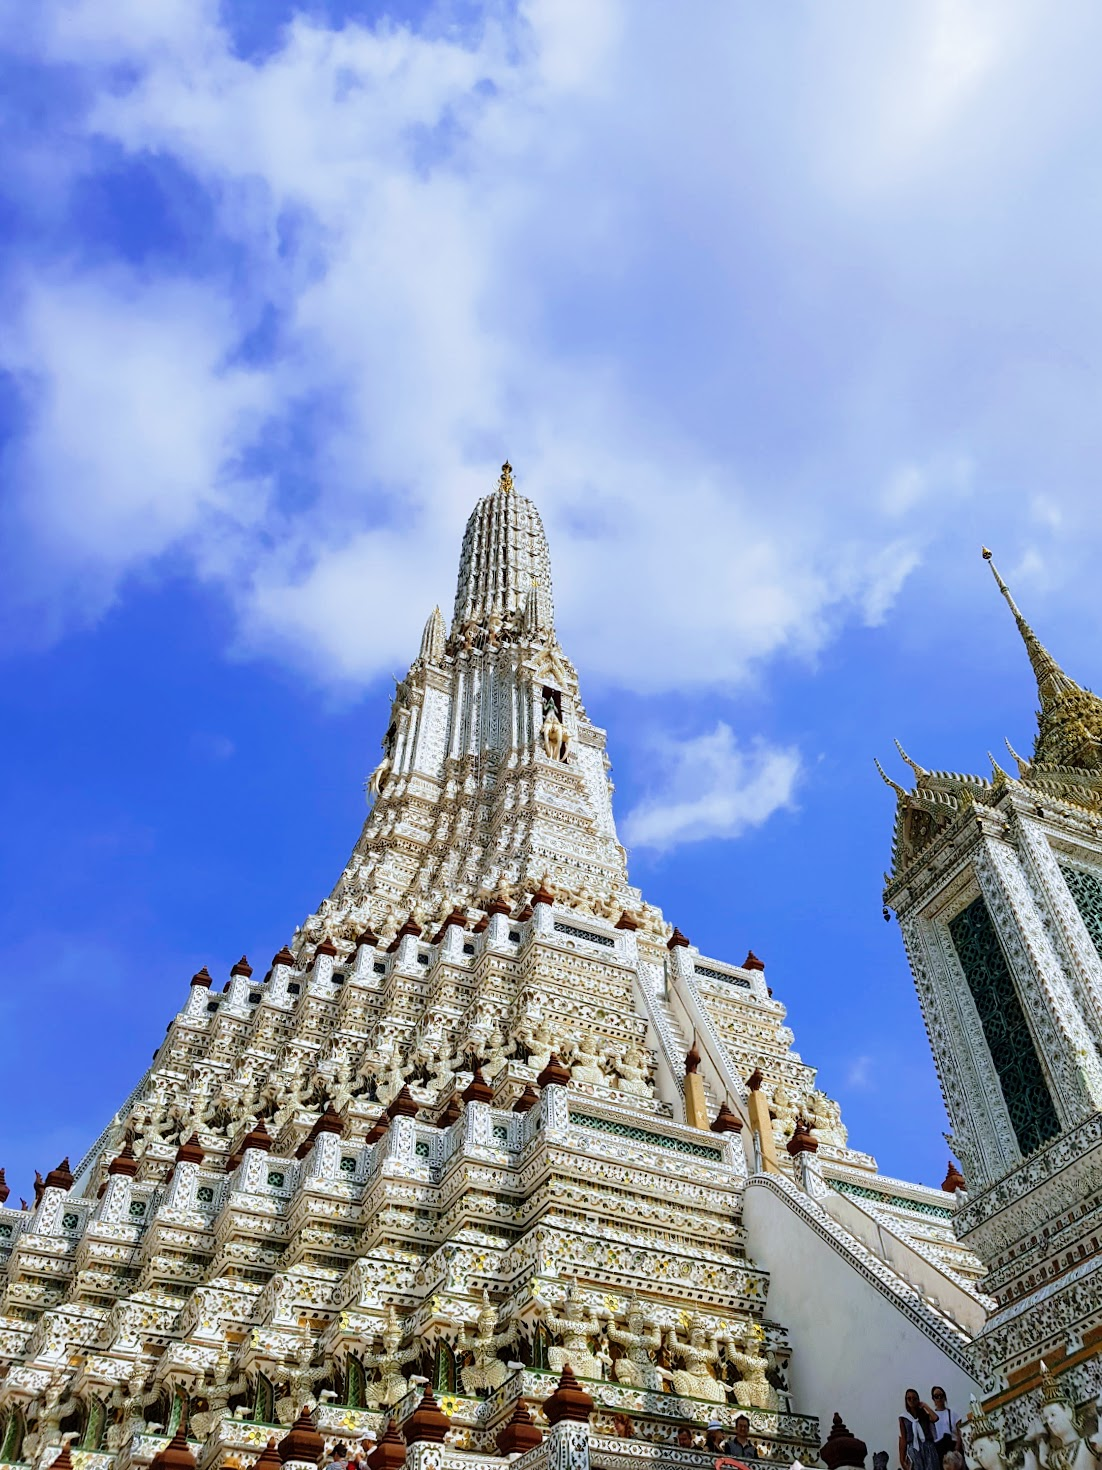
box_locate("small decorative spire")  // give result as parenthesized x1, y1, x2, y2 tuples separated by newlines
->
(190, 966, 213, 988)
(386, 1086, 420, 1119)
(44, 1158, 74, 1191)
(435, 1095, 463, 1128)
(941, 1159, 966, 1193)
(272, 946, 296, 968)
(365, 1113, 390, 1145)
(512, 1084, 539, 1113)
(741, 950, 765, 972)
(667, 926, 690, 950)
(786, 1118, 819, 1155)
(711, 1102, 743, 1134)
(310, 1103, 344, 1138)
(277, 1406, 324, 1466)
(498, 461, 514, 494)
(537, 1053, 571, 1088)
(405, 1386, 450, 1445)
(496, 1400, 542, 1456)
(367, 1418, 406, 1470)
(820, 1412, 868, 1470)
(108, 1141, 139, 1177)
(150, 1425, 198, 1470)
(543, 1363, 595, 1424)
(965, 1397, 999, 1441)
(231, 955, 253, 978)
(419, 605, 446, 663)
(0, 1168, 8, 1204)
(252, 1437, 284, 1470)
(746, 1068, 764, 1092)
(50, 1443, 75, 1470)
(462, 1069, 494, 1104)
(684, 1039, 701, 1075)
(240, 1119, 272, 1154)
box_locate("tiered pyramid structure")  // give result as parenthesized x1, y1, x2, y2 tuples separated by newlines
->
(0, 467, 986, 1470)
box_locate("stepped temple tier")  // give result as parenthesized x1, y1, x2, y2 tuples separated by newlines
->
(5, 467, 1069, 1470)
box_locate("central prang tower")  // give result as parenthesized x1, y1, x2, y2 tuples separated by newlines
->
(0, 466, 986, 1470)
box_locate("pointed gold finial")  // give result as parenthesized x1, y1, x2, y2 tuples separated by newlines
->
(1004, 736, 1032, 775)
(982, 547, 1083, 712)
(874, 757, 908, 797)
(498, 461, 514, 494)
(894, 739, 929, 780)
(988, 752, 1011, 790)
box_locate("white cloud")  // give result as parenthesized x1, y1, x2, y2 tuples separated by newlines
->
(621, 723, 800, 853)
(2, 0, 1102, 688)
(845, 1055, 876, 1091)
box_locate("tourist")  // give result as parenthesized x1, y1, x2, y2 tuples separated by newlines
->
(930, 1387, 961, 1461)
(612, 1413, 635, 1439)
(726, 1415, 759, 1462)
(942, 1454, 963, 1470)
(705, 1421, 727, 1454)
(329, 1443, 349, 1470)
(676, 1426, 696, 1448)
(899, 1390, 939, 1470)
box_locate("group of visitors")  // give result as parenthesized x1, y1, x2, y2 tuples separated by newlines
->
(326, 1440, 374, 1470)
(667, 1413, 759, 1460)
(900, 1388, 963, 1470)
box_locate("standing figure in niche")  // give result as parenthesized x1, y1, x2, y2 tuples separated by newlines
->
(273, 1331, 330, 1425)
(612, 1043, 653, 1097)
(664, 1316, 728, 1405)
(606, 1295, 669, 1392)
(516, 1020, 554, 1075)
(452, 1290, 517, 1396)
(362, 1305, 420, 1408)
(539, 1283, 605, 1380)
(568, 1033, 607, 1088)
(540, 694, 567, 763)
(482, 1027, 510, 1083)
(723, 1323, 778, 1412)
(376, 1055, 407, 1108)
(189, 1349, 245, 1440)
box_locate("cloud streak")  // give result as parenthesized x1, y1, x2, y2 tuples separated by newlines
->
(1, 0, 1101, 696)
(622, 723, 800, 853)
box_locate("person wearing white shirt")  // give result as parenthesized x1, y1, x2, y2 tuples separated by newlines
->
(930, 1387, 961, 1463)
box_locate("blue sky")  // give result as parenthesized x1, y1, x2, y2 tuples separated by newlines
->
(2, 0, 1102, 1202)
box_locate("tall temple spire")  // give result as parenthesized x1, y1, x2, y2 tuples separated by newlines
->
(315, 462, 626, 935)
(451, 462, 554, 640)
(982, 547, 1102, 770)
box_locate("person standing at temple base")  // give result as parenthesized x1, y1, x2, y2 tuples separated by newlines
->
(931, 1387, 962, 1463)
(900, 1390, 940, 1470)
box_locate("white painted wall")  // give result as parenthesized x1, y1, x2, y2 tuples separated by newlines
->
(743, 1177, 979, 1465)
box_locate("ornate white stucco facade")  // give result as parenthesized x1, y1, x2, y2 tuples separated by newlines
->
(0, 469, 996, 1470)
(883, 552, 1102, 1463)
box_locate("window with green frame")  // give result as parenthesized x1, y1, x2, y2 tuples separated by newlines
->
(948, 894, 1060, 1156)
